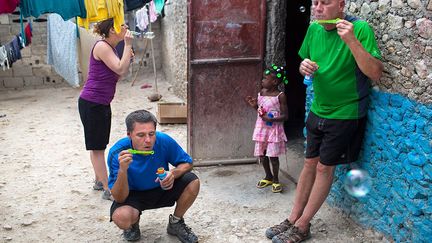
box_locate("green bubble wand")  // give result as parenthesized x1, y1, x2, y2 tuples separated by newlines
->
(128, 149, 154, 155)
(313, 18, 341, 24)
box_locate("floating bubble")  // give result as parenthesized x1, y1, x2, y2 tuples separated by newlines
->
(344, 169, 372, 197)
(299, 6, 306, 13)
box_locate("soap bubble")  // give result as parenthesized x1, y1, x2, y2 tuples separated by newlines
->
(299, 6, 306, 13)
(344, 169, 372, 197)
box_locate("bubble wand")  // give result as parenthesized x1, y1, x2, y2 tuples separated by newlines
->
(127, 149, 154, 155)
(313, 18, 341, 24)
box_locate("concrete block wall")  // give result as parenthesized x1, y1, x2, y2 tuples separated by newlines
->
(0, 12, 163, 89)
(0, 13, 66, 89)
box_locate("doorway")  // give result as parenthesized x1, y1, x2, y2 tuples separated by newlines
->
(283, 0, 311, 140)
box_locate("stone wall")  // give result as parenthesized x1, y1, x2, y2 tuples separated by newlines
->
(308, 1, 432, 241)
(160, 0, 188, 100)
(350, 0, 432, 103)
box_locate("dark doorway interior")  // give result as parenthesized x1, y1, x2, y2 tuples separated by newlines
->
(284, 0, 311, 140)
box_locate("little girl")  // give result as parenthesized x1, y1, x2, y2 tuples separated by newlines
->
(245, 64, 288, 193)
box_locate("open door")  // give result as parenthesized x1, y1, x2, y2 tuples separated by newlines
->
(284, 0, 311, 140)
(187, 0, 266, 166)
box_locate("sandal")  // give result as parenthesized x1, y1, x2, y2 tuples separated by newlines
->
(257, 179, 273, 188)
(272, 183, 283, 193)
(272, 225, 311, 243)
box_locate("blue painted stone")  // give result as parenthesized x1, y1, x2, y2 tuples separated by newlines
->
(407, 151, 426, 166)
(406, 168, 424, 181)
(405, 120, 416, 133)
(390, 95, 403, 107)
(405, 200, 424, 216)
(424, 164, 432, 179)
(415, 117, 427, 133)
(419, 106, 432, 119)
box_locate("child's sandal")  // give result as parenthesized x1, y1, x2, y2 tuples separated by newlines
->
(257, 179, 273, 188)
(272, 183, 283, 193)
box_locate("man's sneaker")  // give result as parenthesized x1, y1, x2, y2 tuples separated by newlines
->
(272, 224, 311, 243)
(93, 181, 103, 191)
(167, 214, 198, 243)
(265, 219, 295, 239)
(102, 189, 113, 201)
(122, 221, 141, 241)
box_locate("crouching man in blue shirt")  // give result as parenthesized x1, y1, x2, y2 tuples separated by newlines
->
(108, 109, 200, 243)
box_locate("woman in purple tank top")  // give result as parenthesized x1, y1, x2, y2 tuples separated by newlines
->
(78, 18, 134, 200)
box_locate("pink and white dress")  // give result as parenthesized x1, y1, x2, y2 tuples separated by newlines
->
(252, 92, 287, 157)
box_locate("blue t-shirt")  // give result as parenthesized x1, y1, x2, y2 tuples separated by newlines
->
(107, 132, 192, 191)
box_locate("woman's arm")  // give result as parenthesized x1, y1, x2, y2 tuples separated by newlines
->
(94, 32, 134, 76)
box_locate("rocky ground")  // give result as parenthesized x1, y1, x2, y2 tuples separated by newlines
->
(0, 75, 389, 242)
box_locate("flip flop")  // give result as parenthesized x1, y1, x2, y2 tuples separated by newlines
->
(257, 179, 273, 188)
(272, 183, 283, 193)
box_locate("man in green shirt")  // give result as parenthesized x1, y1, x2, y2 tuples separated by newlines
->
(266, 0, 383, 242)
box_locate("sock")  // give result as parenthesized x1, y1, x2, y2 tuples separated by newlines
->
(170, 214, 181, 224)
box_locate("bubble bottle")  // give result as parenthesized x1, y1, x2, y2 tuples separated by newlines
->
(266, 112, 274, 126)
(303, 75, 313, 86)
(156, 167, 168, 190)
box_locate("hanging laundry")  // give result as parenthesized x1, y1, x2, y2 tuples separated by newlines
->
(19, 0, 86, 20)
(78, 0, 124, 33)
(47, 14, 80, 87)
(0, 0, 20, 14)
(135, 6, 149, 31)
(0, 46, 10, 71)
(3, 37, 21, 68)
(24, 22, 33, 46)
(124, 0, 151, 12)
(153, 0, 166, 15)
(149, 1, 158, 23)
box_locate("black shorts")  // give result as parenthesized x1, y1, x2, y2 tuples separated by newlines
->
(78, 97, 111, 150)
(110, 172, 199, 221)
(305, 111, 367, 166)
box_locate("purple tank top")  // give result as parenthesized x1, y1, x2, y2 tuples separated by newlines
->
(80, 40, 120, 105)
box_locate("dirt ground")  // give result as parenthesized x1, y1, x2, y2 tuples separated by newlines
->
(0, 75, 389, 242)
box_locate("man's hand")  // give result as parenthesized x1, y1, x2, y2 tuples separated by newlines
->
(299, 58, 319, 77)
(155, 171, 174, 190)
(118, 150, 133, 172)
(336, 20, 355, 44)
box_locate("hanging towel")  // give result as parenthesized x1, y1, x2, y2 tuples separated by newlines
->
(149, 1, 158, 23)
(19, 0, 86, 20)
(47, 14, 80, 87)
(0, 0, 20, 14)
(135, 6, 149, 31)
(78, 0, 124, 33)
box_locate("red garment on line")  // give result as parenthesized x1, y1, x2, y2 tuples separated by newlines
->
(24, 22, 32, 45)
(0, 0, 20, 14)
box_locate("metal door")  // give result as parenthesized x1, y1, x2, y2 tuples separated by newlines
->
(187, 0, 266, 166)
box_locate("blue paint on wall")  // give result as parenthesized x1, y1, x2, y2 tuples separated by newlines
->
(305, 88, 432, 242)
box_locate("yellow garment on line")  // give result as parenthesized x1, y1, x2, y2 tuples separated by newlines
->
(78, 0, 124, 33)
